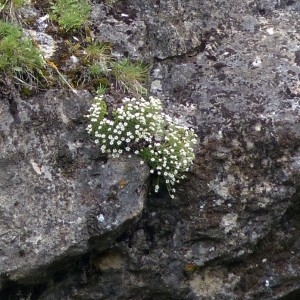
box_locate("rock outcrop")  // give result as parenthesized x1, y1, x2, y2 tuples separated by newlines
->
(1, 0, 300, 299)
(0, 88, 149, 281)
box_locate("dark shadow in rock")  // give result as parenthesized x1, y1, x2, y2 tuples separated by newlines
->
(279, 289, 300, 300)
(0, 253, 90, 300)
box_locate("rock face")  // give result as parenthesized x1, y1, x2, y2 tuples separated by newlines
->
(0, 90, 149, 284)
(2, 0, 300, 299)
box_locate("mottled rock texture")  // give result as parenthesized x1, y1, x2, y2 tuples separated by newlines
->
(2, 0, 300, 299)
(0, 89, 149, 281)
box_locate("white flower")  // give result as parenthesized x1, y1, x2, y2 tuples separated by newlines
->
(87, 94, 197, 199)
(265, 280, 270, 287)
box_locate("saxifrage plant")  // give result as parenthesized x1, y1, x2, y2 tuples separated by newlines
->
(86, 95, 198, 198)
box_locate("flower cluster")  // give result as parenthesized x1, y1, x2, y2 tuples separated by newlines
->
(86, 95, 198, 198)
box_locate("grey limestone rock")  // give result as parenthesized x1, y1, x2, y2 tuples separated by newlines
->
(0, 89, 149, 284)
(2, 0, 300, 299)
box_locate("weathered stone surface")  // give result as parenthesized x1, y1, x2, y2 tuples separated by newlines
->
(0, 89, 149, 284)
(2, 0, 300, 299)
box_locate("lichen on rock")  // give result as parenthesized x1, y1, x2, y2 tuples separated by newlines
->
(2, 0, 300, 299)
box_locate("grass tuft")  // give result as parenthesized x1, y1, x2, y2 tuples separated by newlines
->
(0, 20, 45, 84)
(50, 0, 91, 32)
(111, 58, 149, 95)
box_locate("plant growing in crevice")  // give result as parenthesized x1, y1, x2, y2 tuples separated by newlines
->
(85, 42, 112, 78)
(95, 83, 107, 96)
(85, 42, 112, 63)
(111, 58, 149, 95)
(50, 0, 91, 32)
(64, 38, 149, 96)
(0, 0, 149, 98)
(86, 95, 198, 198)
(0, 20, 45, 85)
(64, 40, 112, 88)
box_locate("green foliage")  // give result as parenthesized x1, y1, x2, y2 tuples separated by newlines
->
(111, 58, 149, 95)
(50, 0, 91, 31)
(95, 83, 107, 96)
(0, 0, 149, 97)
(0, 20, 45, 79)
(87, 95, 198, 197)
(75, 41, 149, 96)
(88, 63, 106, 77)
(85, 42, 112, 63)
(85, 42, 112, 77)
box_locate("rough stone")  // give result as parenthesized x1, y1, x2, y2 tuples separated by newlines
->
(2, 0, 300, 299)
(0, 89, 149, 284)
